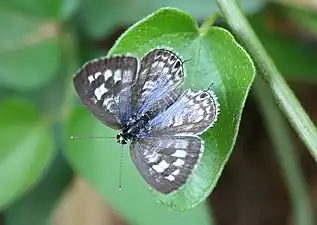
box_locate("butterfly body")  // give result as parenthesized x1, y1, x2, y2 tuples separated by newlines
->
(73, 48, 220, 194)
(117, 114, 150, 144)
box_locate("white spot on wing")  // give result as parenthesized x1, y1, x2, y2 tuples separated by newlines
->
(173, 159, 184, 167)
(172, 169, 180, 176)
(94, 84, 107, 100)
(152, 160, 169, 173)
(94, 71, 102, 77)
(202, 100, 210, 107)
(171, 150, 187, 158)
(173, 117, 184, 126)
(114, 70, 121, 83)
(103, 70, 112, 81)
(146, 152, 159, 163)
(162, 54, 169, 60)
(162, 67, 169, 74)
(157, 62, 165, 69)
(165, 174, 175, 181)
(193, 115, 204, 123)
(152, 165, 163, 173)
(88, 75, 94, 83)
(103, 98, 112, 107)
(206, 106, 212, 114)
(152, 61, 158, 68)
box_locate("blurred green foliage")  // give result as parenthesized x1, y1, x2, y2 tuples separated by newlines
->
(249, 6, 317, 80)
(1, 0, 317, 225)
(0, 100, 54, 208)
(5, 154, 72, 225)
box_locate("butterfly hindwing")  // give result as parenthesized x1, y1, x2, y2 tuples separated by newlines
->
(142, 89, 182, 121)
(147, 89, 220, 136)
(130, 135, 203, 194)
(73, 56, 138, 129)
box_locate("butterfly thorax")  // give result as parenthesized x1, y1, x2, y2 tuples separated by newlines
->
(116, 114, 151, 145)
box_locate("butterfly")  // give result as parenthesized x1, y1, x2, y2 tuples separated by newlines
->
(73, 48, 220, 194)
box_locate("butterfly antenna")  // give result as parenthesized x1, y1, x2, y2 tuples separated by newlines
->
(207, 82, 214, 90)
(183, 57, 192, 64)
(118, 144, 124, 191)
(70, 136, 117, 140)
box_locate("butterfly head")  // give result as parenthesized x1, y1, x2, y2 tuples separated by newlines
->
(116, 133, 128, 145)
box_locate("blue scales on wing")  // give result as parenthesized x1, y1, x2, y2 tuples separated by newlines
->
(147, 89, 220, 136)
(131, 48, 185, 119)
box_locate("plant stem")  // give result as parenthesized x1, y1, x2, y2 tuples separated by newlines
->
(254, 77, 314, 225)
(199, 13, 220, 36)
(215, 0, 317, 162)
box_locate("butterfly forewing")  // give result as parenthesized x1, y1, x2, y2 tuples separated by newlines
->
(130, 135, 203, 194)
(132, 49, 185, 116)
(73, 56, 138, 129)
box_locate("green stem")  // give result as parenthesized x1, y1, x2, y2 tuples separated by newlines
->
(254, 77, 314, 225)
(199, 13, 220, 36)
(215, 0, 317, 162)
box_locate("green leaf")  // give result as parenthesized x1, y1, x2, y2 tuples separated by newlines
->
(119, 0, 267, 23)
(76, 0, 121, 38)
(0, 100, 54, 209)
(111, 8, 254, 209)
(61, 0, 81, 19)
(0, 6, 61, 90)
(77, 0, 266, 38)
(65, 6, 254, 214)
(0, 0, 78, 19)
(4, 153, 73, 225)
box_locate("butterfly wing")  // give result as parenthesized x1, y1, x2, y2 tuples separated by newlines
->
(130, 135, 203, 194)
(147, 88, 220, 136)
(132, 49, 185, 118)
(73, 56, 138, 129)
